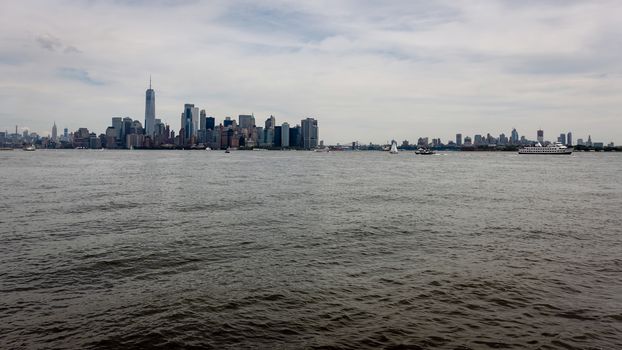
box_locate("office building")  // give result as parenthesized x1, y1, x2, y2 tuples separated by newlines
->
(281, 122, 290, 148)
(51, 122, 57, 141)
(301, 117, 318, 149)
(144, 78, 156, 136)
(456, 133, 462, 146)
(566, 132, 573, 146)
(537, 129, 544, 144)
(239, 115, 255, 129)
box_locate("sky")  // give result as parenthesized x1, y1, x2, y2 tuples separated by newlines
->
(1, 0, 621, 145)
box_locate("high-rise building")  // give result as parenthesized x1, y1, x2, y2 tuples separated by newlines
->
(200, 110, 207, 131)
(456, 133, 462, 146)
(274, 126, 282, 148)
(301, 117, 318, 149)
(265, 115, 276, 130)
(289, 125, 301, 148)
(281, 122, 290, 148)
(51, 122, 57, 141)
(239, 115, 255, 129)
(223, 117, 233, 128)
(144, 77, 156, 137)
(206, 117, 215, 131)
(181, 104, 199, 143)
(566, 132, 572, 146)
(537, 129, 544, 144)
(558, 133, 566, 145)
(112, 117, 123, 142)
(511, 128, 519, 144)
(63, 128, 68, 140)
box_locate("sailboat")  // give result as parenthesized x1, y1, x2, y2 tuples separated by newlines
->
(389, 141, 398, 154)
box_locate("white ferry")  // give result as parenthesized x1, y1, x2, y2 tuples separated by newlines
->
(518, 142, 573, 155)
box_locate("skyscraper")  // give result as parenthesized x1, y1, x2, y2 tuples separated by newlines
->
(206, 117, 215, 131)
(456, 133, 462, 146)
(181, 104, 199, 143)
(558, 133, 566, 145)
(144, 77, 156, 137)
(281, 122, 290, 148)
(566, 132, 572, 146)
(301, 117, 318, 149)
(51, 122, 57, 141)
(511, 128, 519, 144)
(239, 115, 255, 129)
(537, 129, 544, 144)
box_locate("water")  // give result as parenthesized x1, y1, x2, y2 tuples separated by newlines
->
(1, 150, 621, 349)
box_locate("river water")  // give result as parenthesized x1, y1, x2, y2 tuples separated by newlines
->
(1, 150, 621, 349)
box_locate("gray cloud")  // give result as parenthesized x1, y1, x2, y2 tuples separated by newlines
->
(36, 34, 62, 51)
(58, 68, 104, 85)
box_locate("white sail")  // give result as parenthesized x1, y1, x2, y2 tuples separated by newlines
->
(390, 141, 398, 154)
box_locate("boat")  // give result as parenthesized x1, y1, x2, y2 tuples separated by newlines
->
(389, 141, 398, 154)
(518, 142, 573, 155)
(23, 145, 36, 151)
(225, 147, 231, 153)
(0, 147, 14, 151)
(314, 147, 330, 152)
(205, 147, 212, 151)
(415, 148, 435, 155)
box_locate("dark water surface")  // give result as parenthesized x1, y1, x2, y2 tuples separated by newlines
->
(1, 150, 621, 349)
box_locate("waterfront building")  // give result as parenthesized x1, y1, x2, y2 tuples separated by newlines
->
(474, 134, 483, 145)
(586, 135, 592, 147)
(144, 78, 156, 137)
(289, 125, 301, 148)
(456, 133, 462, 146)
(63, 128, 69, 141)
(274, 126, 282, 148)
(200, 110, 207, 131)
(567, 132, 573, 146)
(281, 122, 290, 148)
(301, 118, 318, 149)
(558, 133, 566, 145)
(537, 129, 544, 144)
(112, 117, 123, 141)
(577, 138, 584, 146)
(223, 117, 233, 128)
(464, 136, 472, 146)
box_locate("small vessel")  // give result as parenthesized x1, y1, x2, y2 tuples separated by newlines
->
(415, 148, 435, 155)
(518, 142, 573, 155)
(0, 147, 14, 151)
(23, 145, 36, 151)
(225, 147, 231, 153)
(389, 141, 398, 154)
(314, 147, 330, 152)
(205, 147, 212, 151)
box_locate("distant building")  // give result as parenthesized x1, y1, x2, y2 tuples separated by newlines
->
(144, 78, 156, 136)
(537, 129, 544, 144)
(456, 133, 462, 146)
(301, 118, 318, 149)
(511, 128, 519, 144)
(289, 125, 301, 148)
(566, 132, 573, 146)
(558, 133, 566, 145)
(51, 122, 57, 141)
(223, 117, 233, 128)
(239, 114, 255, 129)
(181, 104, 199, 144)
(281, 122, 290, 148)
(274, 126, 282, 148)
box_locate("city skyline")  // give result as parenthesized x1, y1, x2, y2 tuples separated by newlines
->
(1, 1, 622, 144)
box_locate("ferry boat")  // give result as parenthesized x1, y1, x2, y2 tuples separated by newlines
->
(518, 142, 573, 155)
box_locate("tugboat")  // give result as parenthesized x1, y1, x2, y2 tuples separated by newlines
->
(518, 142, 573, 155)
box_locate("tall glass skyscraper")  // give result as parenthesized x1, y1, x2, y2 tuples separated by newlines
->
(144, 77, 156, 136)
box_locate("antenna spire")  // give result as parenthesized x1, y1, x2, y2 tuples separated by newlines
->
(149, 75, 151, 89)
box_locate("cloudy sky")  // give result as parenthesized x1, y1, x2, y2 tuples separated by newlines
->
(1, 0, 621, 144)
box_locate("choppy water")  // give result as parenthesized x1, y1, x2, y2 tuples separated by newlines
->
(1, 150, 621, 349)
